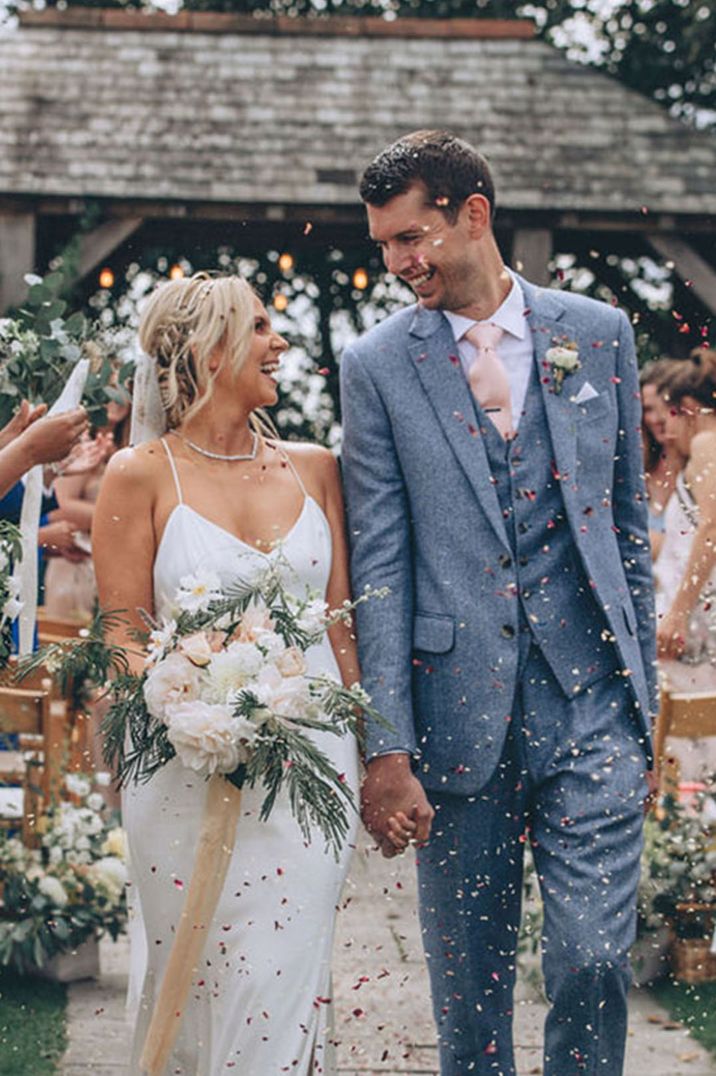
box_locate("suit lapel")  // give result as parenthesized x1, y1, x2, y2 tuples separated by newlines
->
(408, 306, 511, 551)
(520, 278, 579, 495)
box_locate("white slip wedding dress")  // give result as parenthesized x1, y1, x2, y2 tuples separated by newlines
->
(122, 439, 360, 1075)
(654, 470, 716, 692)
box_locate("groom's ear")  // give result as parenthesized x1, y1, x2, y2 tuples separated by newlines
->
(463, 193, 491, 240)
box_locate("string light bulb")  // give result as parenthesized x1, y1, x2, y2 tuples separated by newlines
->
(98, 267, 114, 289)
(169, 264, 185, 280)
(273, 293, 288, 312)
(278, 252, 294, 273)
(352, 268, 369, 290)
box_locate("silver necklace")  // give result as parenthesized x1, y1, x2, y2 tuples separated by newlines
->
(172, 429, 259, 462)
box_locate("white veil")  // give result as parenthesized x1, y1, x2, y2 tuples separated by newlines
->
(129, 351, 166, 446)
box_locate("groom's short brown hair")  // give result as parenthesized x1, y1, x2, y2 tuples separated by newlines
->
(359, 130, 496, 224)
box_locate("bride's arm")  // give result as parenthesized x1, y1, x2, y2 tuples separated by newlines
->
(311, 448, 361, 690)
(92, 446, 157, 676)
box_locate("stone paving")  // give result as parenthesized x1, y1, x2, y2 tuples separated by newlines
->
(59, 843, 716, 1076)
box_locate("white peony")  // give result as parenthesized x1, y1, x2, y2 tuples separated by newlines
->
(175, 569, 223, 614)
(206, 643, 264, 701)
(144, 651, 202, 721)
(88, 856, 128, 902)
(86, 792, 105, 813)
(252, 664, 316, 721)
(38, 875, 69, 908)
(164, 700, 248, 776)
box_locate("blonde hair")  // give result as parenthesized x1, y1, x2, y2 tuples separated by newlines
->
(137, 272, 257, 429)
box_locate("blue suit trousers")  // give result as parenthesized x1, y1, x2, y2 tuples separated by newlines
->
(416, 644, 647, 1076)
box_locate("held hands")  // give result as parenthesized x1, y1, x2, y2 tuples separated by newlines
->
(360, 753, 434, 859)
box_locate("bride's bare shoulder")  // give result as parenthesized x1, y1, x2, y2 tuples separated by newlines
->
(102, 440, 168, 495)
(271, 439, 338, 481)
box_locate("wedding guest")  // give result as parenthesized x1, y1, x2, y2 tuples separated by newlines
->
(640, 359, 685, 560)
(44, 384, 131, 619)
(0, 403, 88, 501)
(655, 347, 716, 692)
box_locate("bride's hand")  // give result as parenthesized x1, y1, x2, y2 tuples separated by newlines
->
(385, 810, 418, 854)
(361, 754, 434, 859)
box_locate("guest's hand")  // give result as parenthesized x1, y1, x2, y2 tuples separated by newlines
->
(361, 753, 434, 859)
(0, 400, 47, 451)
(24, 407, 89, 468)
(644, 767, 659, 814)
(38, 520, 90, 560)
(656, 608, 688, 660)
(51, 430, 109, 477)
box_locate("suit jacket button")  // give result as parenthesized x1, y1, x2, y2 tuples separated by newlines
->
(499, 554, 512, 569)
(501, 624, 515, 639)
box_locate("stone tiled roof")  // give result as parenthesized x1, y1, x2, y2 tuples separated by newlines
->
(0, 13, 714, 216)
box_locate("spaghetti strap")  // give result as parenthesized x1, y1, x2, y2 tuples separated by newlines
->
(160, 437, 184, 506)
(279, 447, 309, 500)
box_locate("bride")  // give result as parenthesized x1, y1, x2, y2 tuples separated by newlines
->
(92, 272, 360, 1075)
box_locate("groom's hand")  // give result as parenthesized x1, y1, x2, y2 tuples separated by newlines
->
(361, 753, 434, 858)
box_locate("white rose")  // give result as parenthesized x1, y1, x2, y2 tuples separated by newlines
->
(179, 631, 214, 667)
(48, 845, 63, 866)
(206, 643, 264, 701)
(254, 630, 286, 661)
(545, 345, 580, 372)
(164, 701, 245, 776)
(276, 646, 306, 678)
(38, 875, 69, 908)
(86, 792, 105, 812)
(143, 651, 202, 721)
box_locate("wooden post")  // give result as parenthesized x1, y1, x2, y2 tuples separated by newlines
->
(0, 212, 35, 313)
(511, 228, 553, 286)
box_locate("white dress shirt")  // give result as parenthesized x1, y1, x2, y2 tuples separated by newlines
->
(443, 273, 534, 430)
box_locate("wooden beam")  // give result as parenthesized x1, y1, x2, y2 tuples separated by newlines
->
(0, 212, 35, 313)
(645, 234, 716, 314)
(511, 228, 552, 286)
(77, 218, 143, 281)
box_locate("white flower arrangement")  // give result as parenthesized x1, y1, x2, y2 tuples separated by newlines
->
(544, 342, 581, 394)
(0, 520, 22, 665)
(101, 563, 389, 854)
(0, 777, 127, 973)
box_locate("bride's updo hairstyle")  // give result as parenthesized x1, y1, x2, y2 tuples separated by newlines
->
(138, 272, 256, 428)
(664, 347, 716, 413)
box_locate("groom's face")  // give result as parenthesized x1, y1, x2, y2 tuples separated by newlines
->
(366, 182, 480, 312)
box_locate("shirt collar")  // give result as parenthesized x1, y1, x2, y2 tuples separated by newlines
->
(443, 271, 526, 343)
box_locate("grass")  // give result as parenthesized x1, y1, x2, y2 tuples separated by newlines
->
(0, 969, 67, 1075)
(651, 977, 716, 1058)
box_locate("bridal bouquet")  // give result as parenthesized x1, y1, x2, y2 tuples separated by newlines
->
(101, 562, 384, 855)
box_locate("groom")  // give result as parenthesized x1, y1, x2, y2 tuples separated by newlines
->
(340, 131, 658, 1076)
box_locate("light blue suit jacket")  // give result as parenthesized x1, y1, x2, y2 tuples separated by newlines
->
(340, 277, 658, 795)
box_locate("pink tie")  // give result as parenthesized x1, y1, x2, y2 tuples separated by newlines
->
(464, 322, 513, 440)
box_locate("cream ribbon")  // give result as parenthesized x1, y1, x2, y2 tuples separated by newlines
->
(18, 359, 90, 655)
(140, 775, 243, 1075)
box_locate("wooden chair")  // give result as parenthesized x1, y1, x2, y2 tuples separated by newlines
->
(0, 684, 69, 845)
(653, 689, 716, 793)
(36, 607, 91, 647)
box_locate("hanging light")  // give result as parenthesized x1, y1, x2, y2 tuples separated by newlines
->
(278, 252, 294, 273)
(169, 264, 185, 280)
(98, 267, 114, 289)
(273, 293, 288, 312)
(352, 267, 369, 290)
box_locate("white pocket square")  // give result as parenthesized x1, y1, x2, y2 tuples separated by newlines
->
(574, 381, 599, 404)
